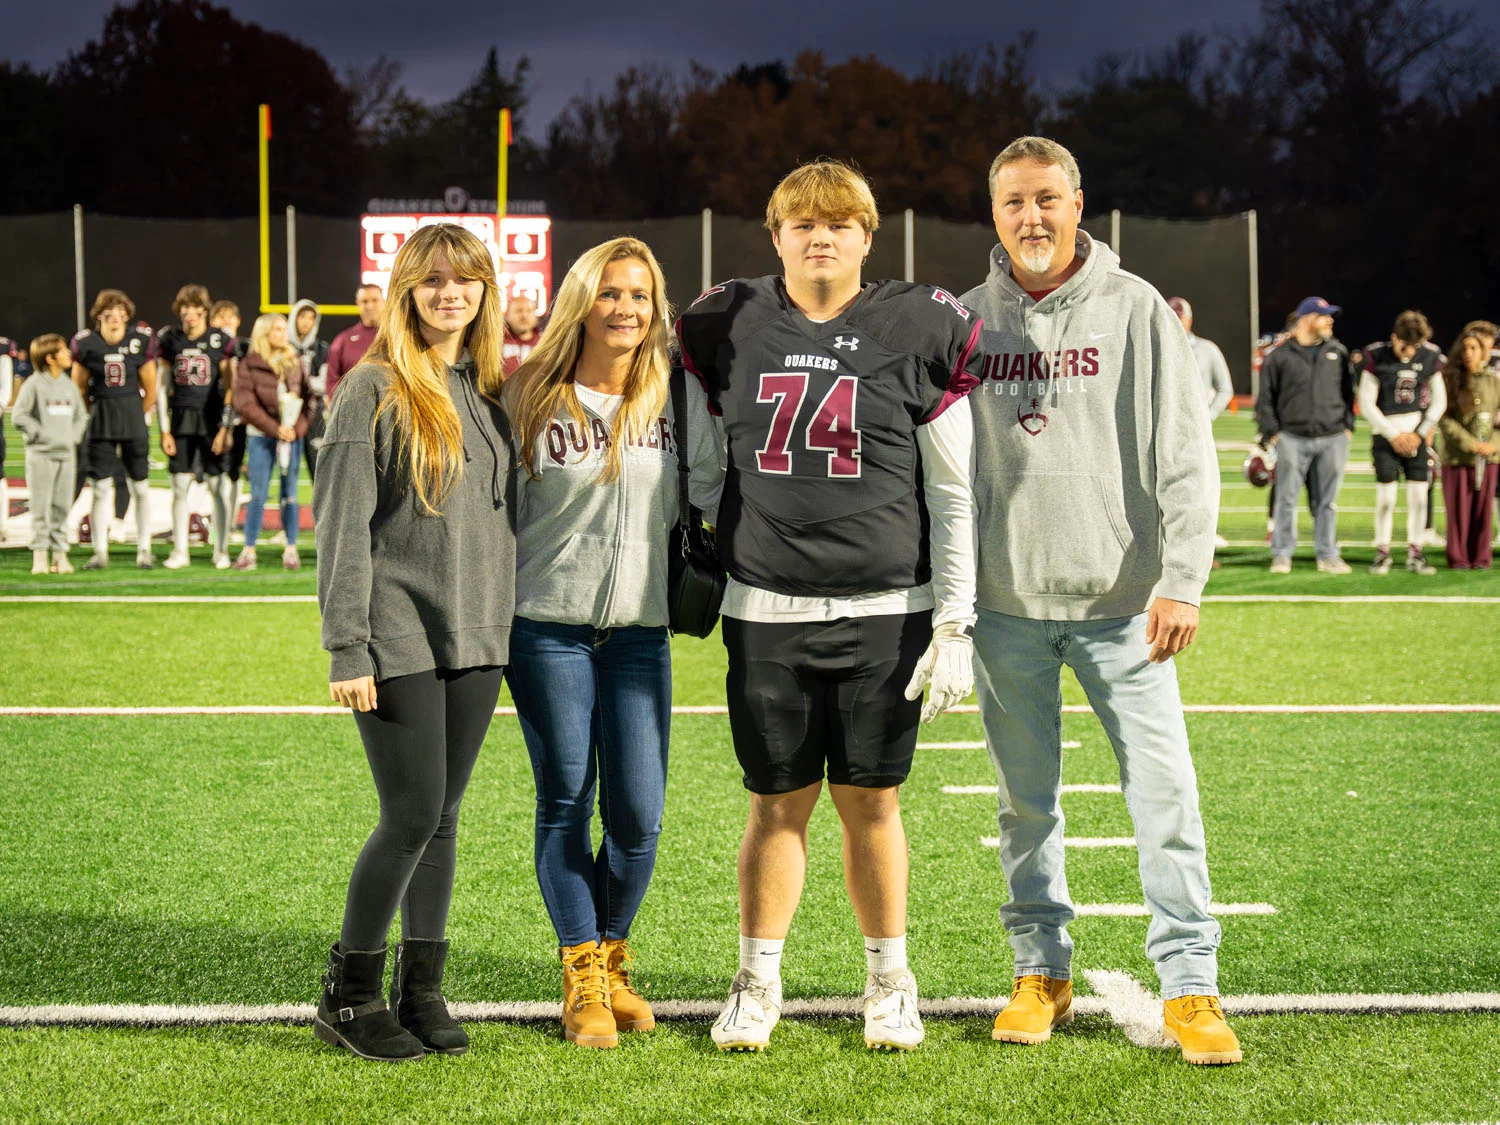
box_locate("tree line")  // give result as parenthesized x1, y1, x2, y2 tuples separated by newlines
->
(1, 0, 1496, 341)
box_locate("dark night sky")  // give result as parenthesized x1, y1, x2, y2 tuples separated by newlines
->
(0, 0, 1342, 132)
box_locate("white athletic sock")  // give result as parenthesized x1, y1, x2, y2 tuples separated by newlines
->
(0, 478, 9, 538)
(130, 478, 152, 551)
(1373, 481, 1397, 551)
(1406, 480, 1428, 548)
(90, 480, 113, 557)
(171, 473, 192, 554)
(209, 474, 229, 554)
(225, 477, 242, 550)
(864, 934, 907, 977)
(739, 936, 784, 980)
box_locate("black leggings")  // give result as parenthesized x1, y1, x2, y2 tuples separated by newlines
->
(340, 665, 504, 950)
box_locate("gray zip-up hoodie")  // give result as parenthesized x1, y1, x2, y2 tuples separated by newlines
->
(314, 359, 517, 682)
(12, 371, 89, 457)
(960, 232, 1217, 619)
(508, 378, 723, 628)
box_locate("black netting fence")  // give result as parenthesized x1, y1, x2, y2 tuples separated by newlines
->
(1, 210, 1254, 391)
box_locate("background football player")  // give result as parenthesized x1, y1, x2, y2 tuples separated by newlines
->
(210, 299, 246, 561)
(156, 285, 235, 569)
(1356, 310, 1446, 575)
(680, 161, 981, 1054)
(72, 288, 158, 568)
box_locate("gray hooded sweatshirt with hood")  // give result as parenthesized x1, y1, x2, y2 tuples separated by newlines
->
(959, 232, 1217, 620)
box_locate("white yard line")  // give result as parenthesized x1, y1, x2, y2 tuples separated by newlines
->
(943, 783, 1120, 795)
(981, 836, 1135, 848)
(0, 595, 318, 604)
(4, 703, 1498, 717)
(1076, 903, 1277, 916)
(8, 973, 1496, 1030)
(1202, 595, 1500, 604)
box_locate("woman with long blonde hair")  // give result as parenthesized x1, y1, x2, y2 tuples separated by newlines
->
(231, 312, 315, 569)
(310, 223, 516, 1062)
(502, 238, 721, 1048)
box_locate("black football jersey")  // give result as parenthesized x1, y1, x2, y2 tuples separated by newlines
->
(157, 325, 232, 413)
(72, 324, 158, 402)
(676, 276, 983, 596)
(1362, 340, 1444, 417)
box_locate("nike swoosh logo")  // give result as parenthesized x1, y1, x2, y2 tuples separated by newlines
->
(1089, 332, 1113, 340)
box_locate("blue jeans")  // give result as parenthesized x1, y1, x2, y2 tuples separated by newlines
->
(1272, 431, 1349, 560)
(507, 617, 672, 946)
(244, 433, 302, 548)
(972, 609, 1221, 999)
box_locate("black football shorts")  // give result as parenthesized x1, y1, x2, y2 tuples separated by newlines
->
(85, 436, 150, 482)
(168, 432, 225, 478)
(723, 611, 929, 794)
(1371, 434, 1431, 484)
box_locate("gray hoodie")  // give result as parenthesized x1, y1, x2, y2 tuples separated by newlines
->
(508, 377, 723, 628)
(314, 360, 517, 682)
(12, 371, 89, 458)
(960, 233, 1217, 620)
(289, 298, 330, 404)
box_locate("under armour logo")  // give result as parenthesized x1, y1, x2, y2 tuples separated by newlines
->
(833, 336, 859, 351)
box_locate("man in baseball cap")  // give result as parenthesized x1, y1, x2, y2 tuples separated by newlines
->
(1255, 296, 1358, 574)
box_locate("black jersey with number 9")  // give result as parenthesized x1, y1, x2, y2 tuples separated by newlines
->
(676, 276, 983, 597)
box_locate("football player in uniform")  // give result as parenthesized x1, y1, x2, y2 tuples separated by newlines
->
(156, 285, 236, 569)
(0, 335, 15, 541)
(1357, 310, 1446, 575)
(679, 161, 981, 1053)
(72, 288, 159, 568)
(210, 299, 247, 559)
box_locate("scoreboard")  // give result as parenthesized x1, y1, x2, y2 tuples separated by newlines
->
(359, 213, 553, 314)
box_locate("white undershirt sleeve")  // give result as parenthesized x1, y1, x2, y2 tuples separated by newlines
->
(1419, 374, 1446, 438)
(1357, 371, 1398, 441)
(916, 396, 977, 631)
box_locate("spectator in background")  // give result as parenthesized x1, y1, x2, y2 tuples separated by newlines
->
(327, 284, 384, 399)
(1437, 329, 1499, 570)
(156, 285, 235, 570)
(211, 299, 247, 560)
(13, 334, 87, 573)
(503, 292, 541, 377)
(1255, 297, 1357, 575)
(1460, 321, 1500, 547)
(1357, 310, 1445, 576)
(232, 313, 314, 571)
(1168, 297, 1233, 419)
(0, 335, 15, 542)
(72, 288, 159, 569)
(290, 299, 330, 482)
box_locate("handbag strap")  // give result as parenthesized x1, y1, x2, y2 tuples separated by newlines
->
(671, 367, 691, 525)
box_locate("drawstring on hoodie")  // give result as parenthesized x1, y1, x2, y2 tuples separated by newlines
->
(455, 365, 504, 509)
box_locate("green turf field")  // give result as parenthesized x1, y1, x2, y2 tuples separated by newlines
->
(1, 410, 1498, 1123)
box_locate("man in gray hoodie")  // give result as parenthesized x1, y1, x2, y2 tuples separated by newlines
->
(960, 137, 1239, 1065)
(290, 298, 330, 482)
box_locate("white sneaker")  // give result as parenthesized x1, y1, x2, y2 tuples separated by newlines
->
(163, 550, 190, 570)
(212, 551, 231, 570)
(1269, 556, 1292, 574)
(135, 550, 155, 570)
(863, 969, 924, 1051)
(1316, 557, 1352, 574)
(711, 969, 782, 1051)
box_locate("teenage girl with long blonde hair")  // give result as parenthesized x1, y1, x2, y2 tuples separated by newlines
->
(503, 237, 721, 1048)
(311, 223, 516, 1062)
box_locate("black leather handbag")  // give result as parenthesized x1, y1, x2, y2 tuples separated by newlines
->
(666, 367, 726, 638)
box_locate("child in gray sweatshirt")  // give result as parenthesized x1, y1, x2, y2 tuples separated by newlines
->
(13, 334, 89, 573)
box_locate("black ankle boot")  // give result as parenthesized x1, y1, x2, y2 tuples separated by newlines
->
(313, 944, 426, 1061)
(392, 939, 469, 1055)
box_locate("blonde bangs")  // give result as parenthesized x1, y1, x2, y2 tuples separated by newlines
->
(764, 161, 880, 233)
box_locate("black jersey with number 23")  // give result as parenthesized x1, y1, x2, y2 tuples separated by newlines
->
(676, 276, 983, 597)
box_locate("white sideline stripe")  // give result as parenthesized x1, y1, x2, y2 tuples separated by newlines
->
(981, 836, 1135, 849)
(918, 740, 1083, 750)
(1076, 902, 1277, 916)
(10, 982, 1497, 1031)
(1203, 595, 1500, 605)
(0, 595, 318, 604)
(943, 783, 1120, 795)
(5, 703, 1499, 717)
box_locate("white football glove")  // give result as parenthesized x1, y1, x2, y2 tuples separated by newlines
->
(903, 623, 974, 723)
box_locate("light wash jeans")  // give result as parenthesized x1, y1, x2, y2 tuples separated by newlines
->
(973, 608, 1221, 999)
(1272, 431, 1349, 561)
(244, 433, 302, 548)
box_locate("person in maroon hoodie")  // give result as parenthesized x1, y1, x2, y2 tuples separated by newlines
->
(327, 284, 385, 399)
(232, 313, 315, 570)
(502, 292, 541, 377)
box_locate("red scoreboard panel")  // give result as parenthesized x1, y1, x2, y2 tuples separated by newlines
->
(359, 213, 553, 314)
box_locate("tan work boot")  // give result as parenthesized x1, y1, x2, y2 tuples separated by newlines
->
(560, 941, 617, 1048)
(1163, 995, 1242, 1064)
(600, 938, 655, 1031)
(992, 975, 1073, 1044)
